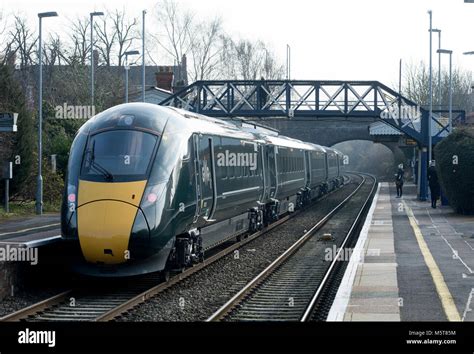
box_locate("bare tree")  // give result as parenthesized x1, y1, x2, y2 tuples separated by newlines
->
(188, 16, 223, 81)
(68, 17, 90, 65)
(112, 9, 139, 67)
(95, 14, 116, 67)
(261, 47, 285, 80)
(10, 15, 37, 68)
(153, 0, 194, 65)
(403, 61, 473, 112)
(218, 36, 284, 80)
(0, 11, 17, 65)
(43, 34, 65, 66)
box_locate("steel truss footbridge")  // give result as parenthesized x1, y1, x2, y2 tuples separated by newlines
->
(159, 80, 465, 200)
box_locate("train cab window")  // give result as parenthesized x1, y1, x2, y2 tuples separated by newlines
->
(81, 129, 157, 181)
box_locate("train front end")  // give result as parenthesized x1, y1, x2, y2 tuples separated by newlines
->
(61, 104, 176, 277)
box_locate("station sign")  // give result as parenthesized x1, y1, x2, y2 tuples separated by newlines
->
(0, 113, 18, 132)
(2, 162, 13, 180)
(398, 138, 418, 147)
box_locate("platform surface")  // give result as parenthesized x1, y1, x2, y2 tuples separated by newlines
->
(328, 182, 474, 322)
(0, 214, 61, 248)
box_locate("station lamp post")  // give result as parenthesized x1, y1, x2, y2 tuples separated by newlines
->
(428, 10, 433, 164)
(437, 49, 453, 134)
(466, 2, 474, 87)
(90, 11, 104, 108)
(429, 28, 442, 107)
(142, 10, 147, 102)
(36, 11, 58, 215)
(124, 50, 140, 103)
(463, 51, 474, 94)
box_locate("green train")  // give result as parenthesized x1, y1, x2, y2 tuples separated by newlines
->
(61, 103, 345, 276)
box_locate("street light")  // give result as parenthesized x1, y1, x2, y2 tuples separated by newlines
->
(124, 50, 140, 103)
(437, 49, 453, 134)
(90, 11, 104, 108)
(429, 28, 441, 107)
(36, 11, 58, 215)
(428, 10, 433, 163)
(286, 44, 291, 80)
(463, 51, 474, 92)
(142, 10, 147, 102)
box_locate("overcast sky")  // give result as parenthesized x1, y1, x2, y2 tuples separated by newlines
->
(1, 0, 474, 88)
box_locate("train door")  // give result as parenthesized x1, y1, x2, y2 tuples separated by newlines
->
(265, 145, 277, 199)
(196, 134, 217, 221)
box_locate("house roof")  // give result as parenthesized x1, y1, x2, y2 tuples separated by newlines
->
(369, 115, 451, 138)
(369, 121, 402, 136)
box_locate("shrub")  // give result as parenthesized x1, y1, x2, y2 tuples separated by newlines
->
(435, 127, 474, 214)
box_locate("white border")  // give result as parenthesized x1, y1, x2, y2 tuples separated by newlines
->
(326, 182, 382, 321)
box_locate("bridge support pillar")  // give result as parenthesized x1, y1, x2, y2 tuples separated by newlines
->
(418, 147, 428, 201)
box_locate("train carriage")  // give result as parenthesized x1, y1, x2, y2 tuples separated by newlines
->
(61, 103, 345, 276)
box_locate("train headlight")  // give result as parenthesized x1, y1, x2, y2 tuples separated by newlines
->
(147, 192, 158, 203)
(67, 184, 77, 212)
(141, 184, 163, 208)
(68, 193, 76, 203)
(139, 183, 166, 233)
(62, 184, 78, 239)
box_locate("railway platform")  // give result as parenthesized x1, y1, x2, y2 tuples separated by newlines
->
(328, 182, 474, 322)
(0, 214, 61, 248)
(0, 214, 61, 300)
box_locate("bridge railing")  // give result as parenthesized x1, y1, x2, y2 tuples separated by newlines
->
(159, 80, 464, 146)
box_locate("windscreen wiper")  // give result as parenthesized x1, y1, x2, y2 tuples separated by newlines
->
(86, 141, 114, 181)
(90, 159, 114, 181)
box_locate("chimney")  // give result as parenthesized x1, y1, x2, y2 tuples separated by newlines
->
(155, 66, 174, 92)
(181, 54, 188, 86)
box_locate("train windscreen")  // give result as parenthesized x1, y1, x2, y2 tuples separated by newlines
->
(80, 129, 158, 181)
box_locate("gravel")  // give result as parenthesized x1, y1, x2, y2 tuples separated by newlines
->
(120, 176, 363, 322)
(0, 287, 66, 318)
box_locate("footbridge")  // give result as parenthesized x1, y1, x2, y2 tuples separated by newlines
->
(159, 80, 465, 200)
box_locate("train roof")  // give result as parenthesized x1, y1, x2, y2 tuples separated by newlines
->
(85, 103, 337, 153)
(168, 108, 328, 152)
(167, 107, 265, 142)
(324, 147, 344, 156)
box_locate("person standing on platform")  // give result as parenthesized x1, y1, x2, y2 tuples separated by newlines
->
(428, 160, 440, 208)
(395, 163, 404, 198)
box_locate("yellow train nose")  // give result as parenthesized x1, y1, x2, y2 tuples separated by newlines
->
(77, 180, 147, 265)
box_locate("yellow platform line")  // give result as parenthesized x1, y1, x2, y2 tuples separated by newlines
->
(402, 200, 461, 321)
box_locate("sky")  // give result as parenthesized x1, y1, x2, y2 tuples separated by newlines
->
(1, 0, 474, 88)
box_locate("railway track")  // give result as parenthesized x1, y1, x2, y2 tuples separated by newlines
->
(0, 173, 366, 322)
(206, 173, 376, 322)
